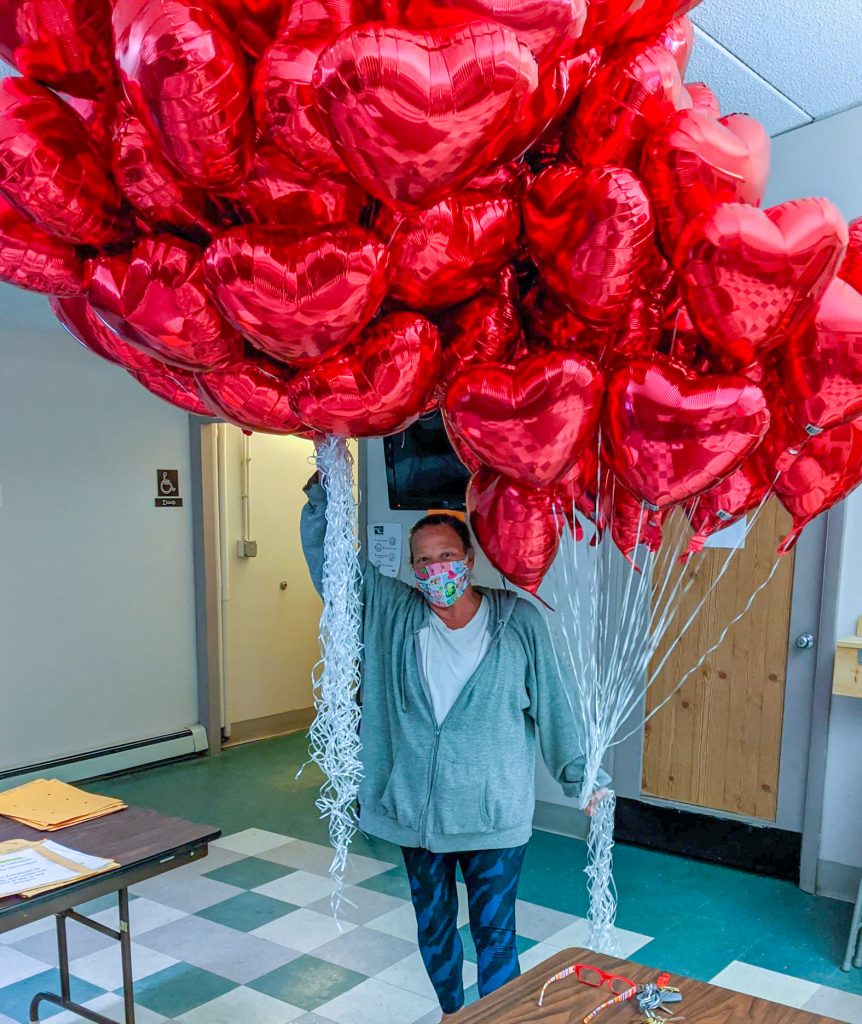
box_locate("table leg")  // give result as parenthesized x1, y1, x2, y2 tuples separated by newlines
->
(118, 889, 136, 1024)
(57, 912, 72, 1003)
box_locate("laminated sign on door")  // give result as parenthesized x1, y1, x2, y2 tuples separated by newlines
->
(367, 523, 402, 578)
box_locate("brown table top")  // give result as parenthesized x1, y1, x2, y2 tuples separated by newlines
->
(0, 805, 220, 924)
(457, 948, 838, 1024)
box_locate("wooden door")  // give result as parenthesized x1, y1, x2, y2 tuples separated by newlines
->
(641, 499, 795, 821)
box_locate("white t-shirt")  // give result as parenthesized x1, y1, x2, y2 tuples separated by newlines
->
(417, 597, 492, 725)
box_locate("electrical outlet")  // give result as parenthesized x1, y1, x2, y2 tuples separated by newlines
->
(237, 539, 258, 558)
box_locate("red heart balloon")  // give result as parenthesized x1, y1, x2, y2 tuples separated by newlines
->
(253, 29, 352, 180)
(681, 199, 848, 367)
(468, 467, 562, 595)
(437, 0, 587, 64)
(89, 236, 244, 372)
(613, 0, 703, 46)
(686, 455, 771, 555)
(611, 487, 665, 562)
(685, 81, 720, 117)
(566, 41, 689, 170)
(376, 189, 521, 310)
(524, 164, 654, 325)
(781, 278, 862, 442)
(215, 0, 283, 58)
(772, 419, 862, 554)
(656, 15, 695, 73)
(130, 366, 216, 417)
(284, 0, 376, 33)
(0, 197, 85, 296)
(0, 0, 115, 98)
(444, 349, 604, 488)
(604, 356, 771, 509)
(642, 109, 771, 266)
(290, 311, 442, 437)
(838, 216, 862, 294)
(51, 295, 166, 373)
(65, 92, 120, 152)
(0, 78, 131, 246)
(434, 267, 521, 401)
(518, 285, 599, 356)
(313, 22, 538, 208)
(196, 354, 313, 436)
(113, 0, 253, 190)
(227, 145, 367, 230)
(203, 225, 389, 366)
(112, 113, 224, 246)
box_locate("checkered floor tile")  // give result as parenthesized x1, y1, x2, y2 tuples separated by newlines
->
(3, 827, 861, 1023)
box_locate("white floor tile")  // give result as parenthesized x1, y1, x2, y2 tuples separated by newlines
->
(455, 883, 470, 928)
(515, 900, 578, 942)
(518, 941, 565, 974)
(804, 983, 862, 1023)
(710, 961, 820, 1008)
(69, 942, 178, 990)
(91, 896, 188, 937)
(48, 994, 168, 1024)
(254, 870, 335, 907)
(213, 829, 297, 856)
(0, 946, 49, 986)
(377, 950, 476, 1002)
(543, 919, 651, 959)
(366, 903, 419, 944)
(176, 985, 305, 1024)
(252, 908, 355, 953)
(316, 977, 437, 1024)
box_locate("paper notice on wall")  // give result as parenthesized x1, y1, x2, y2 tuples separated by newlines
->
(367, 523, 403, 578)
(702, 516, 747, 550)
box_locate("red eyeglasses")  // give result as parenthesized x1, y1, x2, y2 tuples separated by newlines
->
(538, 963, 636, 1007)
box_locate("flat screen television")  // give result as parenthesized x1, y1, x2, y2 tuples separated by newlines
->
(383, 410, 470, 511)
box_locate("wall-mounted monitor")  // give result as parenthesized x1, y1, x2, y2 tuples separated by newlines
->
(383, 410, 470, 511)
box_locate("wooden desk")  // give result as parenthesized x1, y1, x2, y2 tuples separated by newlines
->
(458, 948, 838, 1023)
(0, 806, 220, 1024)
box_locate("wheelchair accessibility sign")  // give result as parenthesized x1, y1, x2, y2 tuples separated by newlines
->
(155, 469, 183, 508)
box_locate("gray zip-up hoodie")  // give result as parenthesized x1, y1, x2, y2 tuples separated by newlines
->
(301, 480, 607, 852)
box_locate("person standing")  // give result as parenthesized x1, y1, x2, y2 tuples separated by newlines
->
(301, 475, 608, 1019)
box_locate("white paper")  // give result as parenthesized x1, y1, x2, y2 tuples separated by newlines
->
(0, 847, 79, 898)
(367, 523, 403, 578)
(702, 516, 747, 550)
(42, 841, 113, 872)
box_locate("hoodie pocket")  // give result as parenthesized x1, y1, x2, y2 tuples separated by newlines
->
(428, 760, 493, 836)
(377, 754, 427, 831)
(485, 762, 535, 831)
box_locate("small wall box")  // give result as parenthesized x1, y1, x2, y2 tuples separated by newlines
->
(833, 616, 862, 697)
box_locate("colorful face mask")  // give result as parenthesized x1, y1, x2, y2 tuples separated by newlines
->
(413, 560, 471, 608)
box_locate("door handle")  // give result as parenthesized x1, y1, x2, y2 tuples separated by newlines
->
(795, 632, 815, 650)
(279, 580, 288, 591)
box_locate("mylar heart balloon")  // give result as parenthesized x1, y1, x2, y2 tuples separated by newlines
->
(524, 164, 654, 325)
(312, 22, 538, 208)
(642, 109, 771, 266)
(203, 225, 389, 366)
(89, 236, 244, 371)
(518, 285, 598, 356)
(65, 92, 119, 152)
(613, 0, 703, 46)
(196, 354, 313, 435)
(657, 16, 695, 73)
(467, 467, 561, 595)
(567, 41, 689, 170)
(0, 197, 85, 295)
(290, 312, 442, 437)
(283, 0, 376, 33)
(434, 267, 521, 400)
(0, 78, 131, 246)
(604, 356, 771, 509)
(444, 349, 604, 488)
(685, 81, 720, 117)
(376, 190, 521, 310)
(130, 367, 216, 417)
(0, 0, 115, 98)
(113, 0, 253, 189)
(838, 217, 862, 294)
(772, 419, 862, 553)
(611, 487, 665, 562)
(253, 29, 351, 179)
(781, 278, 862, 441)
(228, 145, 367, 230)
(51, 295, 167, 373)
(112, 113, 223, 246)
(685, 455, 771, 555)
(681, 199, 849, 367)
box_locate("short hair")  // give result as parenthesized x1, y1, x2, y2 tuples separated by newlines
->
(409, 514, 473, 564)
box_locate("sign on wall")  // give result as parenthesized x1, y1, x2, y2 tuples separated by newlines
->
(155, 469, 183, 508)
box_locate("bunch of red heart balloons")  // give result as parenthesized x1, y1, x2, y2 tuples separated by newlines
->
(2, 0, 862, 593)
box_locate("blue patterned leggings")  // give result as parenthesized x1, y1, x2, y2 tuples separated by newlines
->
(401, 844, 527, 1014)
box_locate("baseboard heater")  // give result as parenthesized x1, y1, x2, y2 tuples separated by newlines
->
(0, 724, 209, 790)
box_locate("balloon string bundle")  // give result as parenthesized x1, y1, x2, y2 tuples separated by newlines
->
(306, 435, 364, 917)
(546, 442, 783, 953)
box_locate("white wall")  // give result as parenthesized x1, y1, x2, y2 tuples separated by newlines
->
(0, 317, 199, 771)
(761, 104, 862, 873)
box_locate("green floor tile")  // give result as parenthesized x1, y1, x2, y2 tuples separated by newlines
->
(131, 962, 235, 1017)
(0, 970, 105, 1021)
(204, 856, 296, 890)
(197, 890, 298, 932)
(250, 955, 367, 1011)
(357, 867, 412, 900)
